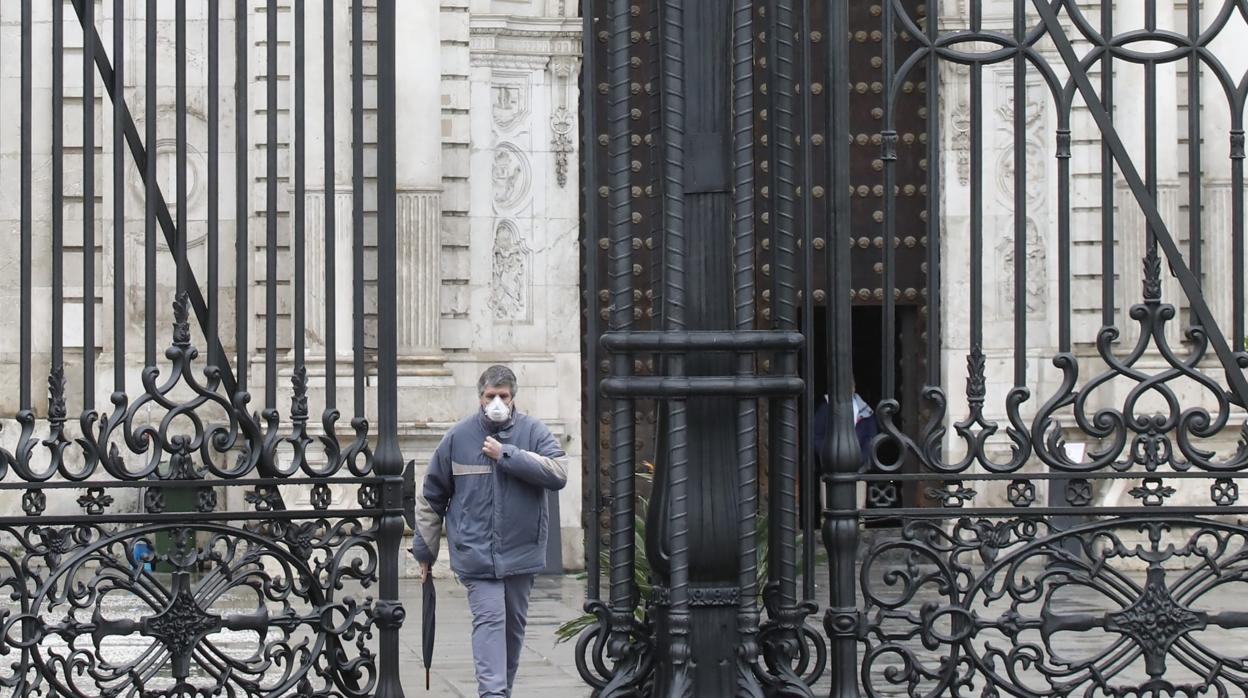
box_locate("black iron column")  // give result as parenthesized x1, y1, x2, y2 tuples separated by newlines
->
(821, 0, 862, 695)
(656, 0, 693, 690)
(599, 0, 647, 691)
(732, 0, 764, 687)
(645, 0, 743, 694)
(758, 0, 818, 689)
(375, 0, 407, 695)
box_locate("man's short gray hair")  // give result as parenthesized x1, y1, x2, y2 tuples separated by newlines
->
(478, 365, 518, 396)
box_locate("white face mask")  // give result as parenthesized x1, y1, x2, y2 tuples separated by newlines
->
(484, 396, 511, 423)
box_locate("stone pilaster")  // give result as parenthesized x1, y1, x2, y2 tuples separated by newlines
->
(303, 188, 355, 355)
(396, 189, 443, 357)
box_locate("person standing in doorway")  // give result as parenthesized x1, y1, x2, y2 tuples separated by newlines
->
(411, 365, 569, 697)
(812, 380, 878, 469)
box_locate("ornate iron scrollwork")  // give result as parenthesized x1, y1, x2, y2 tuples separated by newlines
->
(755, 591, 827, 696)
(0, 520, 384, 697)
(0, 292, 402, 695)
(574, 600, 655, 697)
(860, 517, 1248, 695)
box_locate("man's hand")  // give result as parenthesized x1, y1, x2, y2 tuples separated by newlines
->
(482, 436, 503, 461)
(420, 562, 431, 583)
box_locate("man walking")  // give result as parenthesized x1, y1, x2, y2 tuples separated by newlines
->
(411, 365, 568, 697)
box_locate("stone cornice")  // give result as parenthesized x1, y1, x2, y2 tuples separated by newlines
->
(470, 15, 580, 69)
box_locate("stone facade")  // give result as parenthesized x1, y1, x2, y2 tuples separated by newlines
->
(0, 0, 583, 573)
(0, 0, 1243, 573)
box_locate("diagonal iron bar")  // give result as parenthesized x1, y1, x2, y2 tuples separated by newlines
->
(69, 0, 237, 397)
(1033, 0, 1248, 408)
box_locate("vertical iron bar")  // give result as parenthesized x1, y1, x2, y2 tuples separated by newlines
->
(772, 0, 800, 612)
(1145, 1, 1158, 266)
(66, 0, 235, 389)
(1235, 127, 1245, 346)
(209, 0, 219, 369)
(323, 0, 337, 407)
(146, 0, 156, 367)
(352, 0, 365, 419)
(659, 0, 693, 684)
(970, 18, 983, 359)
(606, 0, 636, 651)
(797, 0, 816, 605)
(1054, 3, 1070, 352)
(236, 0, 249, 392)
(1012, 0, 1026, 385)
(20, 0, 31, 411)
(18, 9, 33, 668)
(266, 0, 278, 410)
(376, 9, 398, 442)
(112, 0, 124, 392)
(64, 3, 240, 387)
(822, 0, 860, 693)
(295, 0, 305, 367)
(881, 0, 897, 401)
(1187, 0, 1201, 322)
(764, 0, 780, 592)
(374, 2, 405, 696)
(1058, 116, 1071, 352)
(84, 0, 96, 407)
(1100, 4, 1114, 327)
(732, 0, 760, 663)
(925, 0, 941, 380)
(53, 0, 64, 375)
(177, 0, 187, 300)
(581, 0, 601, 603)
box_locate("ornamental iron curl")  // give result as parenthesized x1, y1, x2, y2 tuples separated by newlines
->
(1031, 254, 1248, 474)
(0, 295, 375, 484)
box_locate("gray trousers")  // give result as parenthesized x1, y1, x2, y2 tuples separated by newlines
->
(461, 574, 535, 698)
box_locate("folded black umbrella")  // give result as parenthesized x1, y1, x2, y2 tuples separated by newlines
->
(422, 573, 436, 690)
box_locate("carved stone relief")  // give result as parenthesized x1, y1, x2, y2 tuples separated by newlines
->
(491, 73, 531, 134)
(549, 56, 578, 188)
(551, 108, 573, 188)
(130, 134, 208, 248)
(943, 65, 971, 186)
(950, 101, 971, 186)
(996, 217, 1048, 315)
(993, 75, 1049, 318)
(488, 220, 532, 322)
(491, 143, 530, 211)
(994, 81, 1047, 207)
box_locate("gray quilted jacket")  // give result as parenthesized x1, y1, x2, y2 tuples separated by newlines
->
(410, 409, 568, 579)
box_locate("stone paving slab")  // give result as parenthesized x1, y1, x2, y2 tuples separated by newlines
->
(398, 564, 1246, 696)
(398, 575, 590, 697)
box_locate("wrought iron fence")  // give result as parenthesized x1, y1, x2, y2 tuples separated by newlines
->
(1, 1, 409, 696)
(580, 0, 1248, 695)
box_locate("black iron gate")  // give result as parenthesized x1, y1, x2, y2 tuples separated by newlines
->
(2, 1, 410, 696)
(579, 0, 1248, 695)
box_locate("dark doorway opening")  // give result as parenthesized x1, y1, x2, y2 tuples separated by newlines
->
(808, 303, 926, 511)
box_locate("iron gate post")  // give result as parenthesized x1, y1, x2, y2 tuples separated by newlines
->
(821, 0, 861, 695)
(646, 0, 749, 693)
(375, 0, 407, 695)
